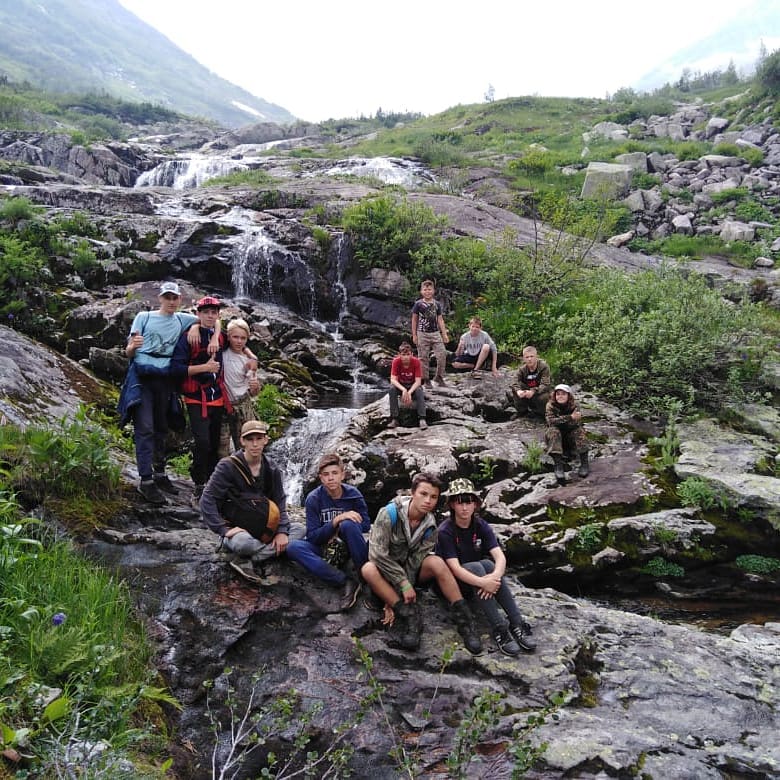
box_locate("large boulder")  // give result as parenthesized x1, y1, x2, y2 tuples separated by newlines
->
(580, 162, 633, 200)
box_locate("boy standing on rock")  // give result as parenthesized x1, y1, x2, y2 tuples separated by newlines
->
(361, 472, 482, 654)
(123, 281, 218, 505)
(411, 279, 449, 387)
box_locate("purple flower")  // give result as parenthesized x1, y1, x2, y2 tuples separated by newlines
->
(52, 612, 66, 626)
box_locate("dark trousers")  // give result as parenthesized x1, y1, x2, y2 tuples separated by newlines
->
(133, 376, 173, 480)
(187, 404, 224, 486)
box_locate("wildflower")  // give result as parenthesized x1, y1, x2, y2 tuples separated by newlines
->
(52, 612, 66, 626)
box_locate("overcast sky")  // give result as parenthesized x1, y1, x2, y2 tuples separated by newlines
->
(119, 0, 760, 122)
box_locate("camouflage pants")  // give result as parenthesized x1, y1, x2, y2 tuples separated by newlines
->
(508, 389, 549, 417)
(218, 393, 257, 458)
(545, 424, 588, 456)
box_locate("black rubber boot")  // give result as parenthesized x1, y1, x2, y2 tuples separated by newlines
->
(451, 599, 482, 655)
(553, 455, 566, 484)
(578, 451, 590, 478)
(391, 601, 422, 651)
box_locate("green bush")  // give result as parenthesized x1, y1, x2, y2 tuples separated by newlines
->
(735, 554, 780, 574)
(677, 477, 726, 511)
(0, 196, 39, 224)
(757, 49, 780, 94)
(341, 194, 447, 271)
(640, 556, 685, 578)
(0, 407, 120, 505)
(553, 266, 767, 411)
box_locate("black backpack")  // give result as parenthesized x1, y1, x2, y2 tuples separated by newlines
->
(221, 456, 280, 544)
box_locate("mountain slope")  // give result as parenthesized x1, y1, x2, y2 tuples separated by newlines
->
(0, 0, 295, 128)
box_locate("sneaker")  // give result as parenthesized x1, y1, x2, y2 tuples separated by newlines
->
(339, 579, 361, 612)
(418, 419, 428, 429)
(137, 479, 166, 505)
(423, 379, 433, 389)
(153, 474, 178, 494)
(229, 559, 263, 585)
(493, 626, 521, 656)
(434, 375, 446, 386)
(387, 419, 399, 429)
(508, 623, 537, 653)
(193, 484, 204, 499)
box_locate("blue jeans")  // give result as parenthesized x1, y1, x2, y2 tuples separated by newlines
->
(133, 376, 173, 480)
(287, 520, 368, 586)
(460, 559, 524, 630)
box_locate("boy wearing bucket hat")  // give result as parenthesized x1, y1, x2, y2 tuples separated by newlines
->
(437, 478, 536, 656)
(545, 384, 589, 483)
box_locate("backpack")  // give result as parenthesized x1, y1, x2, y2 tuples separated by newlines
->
(385, 500, 434, 541)
(221, 456, 280, 544)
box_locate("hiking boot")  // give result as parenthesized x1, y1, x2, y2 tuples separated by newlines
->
(493, 625, 521, 656)
(137, 479, 166, 505)
(229, 559, 263, 585)
(451, 599, 482, 655)
(505, 389, 516, 408)
(391, 601, 422, 650)
(339, 579, 361, 612)
(434, 375, 446, 386)
(553, 455, 566, 484)
(153, 473, 178, 494)
(387, 418, 398, 429)
(578, 452, 590, 478)
(423, 379, 433, 389)
(508, 622, 537, 653)
(418, 419, 428, 429)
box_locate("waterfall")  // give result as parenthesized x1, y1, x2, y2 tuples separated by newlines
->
(267, 407, 360, 506)
(135, 154, 249, 189)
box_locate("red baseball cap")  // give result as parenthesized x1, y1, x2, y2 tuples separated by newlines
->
(196, 296, 222, 310)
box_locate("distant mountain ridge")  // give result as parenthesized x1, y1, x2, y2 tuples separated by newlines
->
(0, 0, 296, 129)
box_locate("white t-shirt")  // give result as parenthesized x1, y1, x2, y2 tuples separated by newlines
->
(222, 348, 252, 402)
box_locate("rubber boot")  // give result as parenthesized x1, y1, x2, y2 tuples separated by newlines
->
(391, 601, 421, 651)
(553, 455, 566, 484)
(451, 599, 482, 655)
(578, 451, 590, 478)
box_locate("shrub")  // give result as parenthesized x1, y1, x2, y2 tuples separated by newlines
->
(0, 407, 120, 506)
(554, 266, 767, 412)
(341, 194, 447, 271)
(735, 555, 780, 574)
(521, 440, 545, 474)
(677, 477, 726, 511)
(0, 196, 39, 224)
(640, 556, 685, 577)
(757, 48, 780, 94)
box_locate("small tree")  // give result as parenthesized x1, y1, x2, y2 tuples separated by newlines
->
(757, 48, 780, 94)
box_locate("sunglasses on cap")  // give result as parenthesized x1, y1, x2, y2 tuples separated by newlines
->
(452, 494, 478, 504)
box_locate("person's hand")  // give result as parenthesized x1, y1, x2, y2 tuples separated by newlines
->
(572, 410, 582, 422)
(335, 511, 361, 525)
(248, 377, 260, 394)
(401, 390, 412, 407)
(128, 332, 143, 354)
(273, 533, 289, 555)
(246, 358, 258, 372)
(402, 584, 417, 604)
(207, 335, 220, 355)
(186, 325, 200, 348)
(225, 526, 244, 538)
(382, 605, 395, 626)
(203, 357, 220, 373)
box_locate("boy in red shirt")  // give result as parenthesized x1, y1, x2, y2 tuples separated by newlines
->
(388, 341, 427, 429)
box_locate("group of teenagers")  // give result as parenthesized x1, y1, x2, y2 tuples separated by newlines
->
(203, 428, 537, 657)
(118, 277, 592, 654)
(393, 279, 590, 483)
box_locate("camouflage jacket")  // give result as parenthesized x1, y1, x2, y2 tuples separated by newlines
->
(368, 496, 438, 589)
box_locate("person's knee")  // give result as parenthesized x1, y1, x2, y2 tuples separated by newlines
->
(361, 561, 378, 581)
(463, 561, 487, 576)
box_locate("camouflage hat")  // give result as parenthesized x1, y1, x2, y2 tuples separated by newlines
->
(445, 477, 481, 502)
